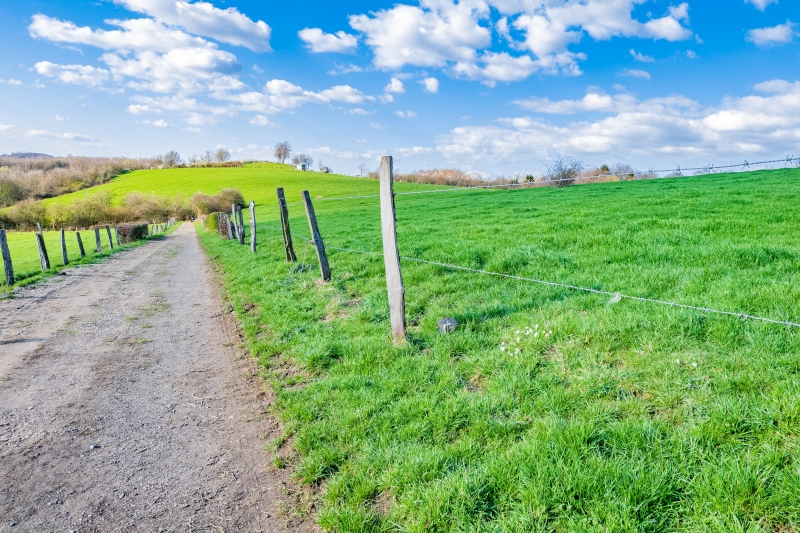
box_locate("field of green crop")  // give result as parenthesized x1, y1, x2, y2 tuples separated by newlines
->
(42, 163, 440, 209)
(198, 167, 800, 532)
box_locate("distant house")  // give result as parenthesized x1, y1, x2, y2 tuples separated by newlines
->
(319, 166, 331, 174)
(296, 163, 307, 171)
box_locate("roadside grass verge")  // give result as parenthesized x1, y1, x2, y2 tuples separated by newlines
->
(0, 225, 177, 293)
(207, 167, 800, 531)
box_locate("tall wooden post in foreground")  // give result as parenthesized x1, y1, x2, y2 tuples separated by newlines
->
(276, 188, 296, 262)
(301, 191, 331, 282)
(60, 229, 69, 266)
(249, 201, 257, 253)
(95, 228, 102, 252)
(379, 156, 406, 341)
(0, 230, 14, 286)
(36, 233, 50, 271)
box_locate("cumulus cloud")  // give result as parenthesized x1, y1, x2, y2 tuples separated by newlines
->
(420, 77, 439, 93)
(212, 79, 377, 113)
(25, 129, 97, 142)
(746, 21, 796, 46)
(513, 90, 636, 114)
(395, 110, 417, 118)
(630, 49, 655, 62)
(0, 125, 15, 131)
(298, 28, 358, 53)
(746, 0, 778, 10)
(152, 119, 169, 127)
(436, 78, 800, 165)
(348, 108, 376, 115)
(249, 115, 273, 125)
(0, 79, 23, 85)
(384, 77, 405, 93)
(348, 0, 691, 83)
(35, 61, 110, 87)
(618, 68, 651, 80)
(113, 0, 272, 51)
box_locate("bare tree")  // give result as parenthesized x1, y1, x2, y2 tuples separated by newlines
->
(215, 148, 231, 164)
(187, 153, 199, 166)
(201, 150, 214, 163)
(163, 150, 181, 168)
(358, 163, 368, 178)
(546, 154, 584, 188)
(274, 142, 291, 164)
(291, 153, 313, 168)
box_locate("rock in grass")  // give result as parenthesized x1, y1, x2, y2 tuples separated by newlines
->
(437, 318, 458, 334)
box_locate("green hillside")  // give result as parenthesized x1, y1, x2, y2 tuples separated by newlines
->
(200, 166, 800, 532)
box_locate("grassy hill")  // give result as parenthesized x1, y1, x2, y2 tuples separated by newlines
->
(199, 166, 800, 532)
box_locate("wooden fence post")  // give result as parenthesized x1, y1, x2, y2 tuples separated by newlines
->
(301, 191, 331, 281)
(225, 214, 234, 240)
(379, 155, 406, 341)
(60, 229, 69, 266)
(95, 228, 103, 252)
(237, 205, 245, 245)
(37, 222, 43, 236)
(76, 231, 86, 258)
(231, 204, 238, 238)
(0, 230, 14, 286)
(277, 188, 296, 262)
(36, 233, 51, 271)
(115, 226, 121, 247)
(249, 201, 257, 253)
(104, 225, 113, 249)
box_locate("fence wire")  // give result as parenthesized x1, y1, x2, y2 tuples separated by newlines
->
(258, 225, 800, 329)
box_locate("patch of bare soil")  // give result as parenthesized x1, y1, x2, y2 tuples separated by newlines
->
(0, 224, 312, 532)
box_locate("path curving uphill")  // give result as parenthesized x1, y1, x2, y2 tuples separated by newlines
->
(0, 224, 306, 532)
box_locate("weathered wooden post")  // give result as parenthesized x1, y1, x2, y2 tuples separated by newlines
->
(379, 156, 406, 341)
(301, 191, 331, 281)
(277, 188, 296, 262)
(0, 230, 14, 286)
(105, 225, 114, 249)
(76, 231, 86, 258)
(225, 214, 234, 240)
(36, 233, 51, 271)
(37, 222, 43, 236)
(95, 228, 103, 252)
(237, 205, 245, 245)
(115, 226, 121, 247)
(60, 229, 69, 266)
(231, 204, 238, 238)
(249, 201, 257, 253)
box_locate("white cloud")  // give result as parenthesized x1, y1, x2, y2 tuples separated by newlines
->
(127, 103, 161, 114)
(55, 114, 68, 121)
(34, 61, 110, 87)
(746, 0, 778, 11)
(0, 125, 14, 131)
(249, 114, 273, 125)
(437, 79, 800, 165)
(348, 108, 376, 115)
(513, 90, 636, 114)
(25, 129, 97, 142)
(384, 77, 405, 93)
(420, 77, 439, 93)
(183, 126, 202, 132)
(298, 28, 358, 53)
(370, 122, 385, 129)
(395, 110, 417, 118)
(327, 63, 366, 75)
(113, 0, 272, 51)
(0, 79, 23, 85)
(746, 21, 796, 46)
(618, 68, 651, 80)
(686, 50, 698, 59)
(630, 49, 655, 62)
(152, 119, 169, 127)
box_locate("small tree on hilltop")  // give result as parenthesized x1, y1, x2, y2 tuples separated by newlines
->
(215, 148, 231, 164)
(274, 142, 291, 164)
(291, 153, 313, 168)
(163, 150, 181, 168)
(546, 154, 584, 188)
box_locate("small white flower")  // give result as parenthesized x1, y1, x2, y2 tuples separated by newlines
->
(516, 337, 520, 342)
(692, 362, 697, 368)
(534, 332, 539, 338)
(545, 333, 550, 338)
(515, 348, 521, 355)
(535, 324, 539, 329)
(500, 346, 505, 352)
(676, 359, 681, 365)
(548, 330, 553, 335)
(516, 330, 520, 334)
(525, 331, 530, 336)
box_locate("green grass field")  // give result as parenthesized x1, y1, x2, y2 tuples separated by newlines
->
(197, 166, 800, 532)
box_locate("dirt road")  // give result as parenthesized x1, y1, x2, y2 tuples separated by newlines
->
(0, 224, 307, 532)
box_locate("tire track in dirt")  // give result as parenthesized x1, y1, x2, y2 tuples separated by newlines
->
(0, 224, 311, 532)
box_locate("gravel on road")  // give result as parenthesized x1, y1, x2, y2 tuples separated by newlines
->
(0, 223, 309, 532)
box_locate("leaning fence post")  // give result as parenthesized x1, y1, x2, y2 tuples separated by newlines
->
(231, 204, 238, 238)
(115, 226, 121, 247)
(249, 201, 257, 252)
(105, 225, 114, 249)
(76, 231, 86, 258)
(301, 191, 331, 281)
(60, 229, 69, 266)
(225, 214, 234, 240)
(277, 188, 296, 262)
(36, 233, 51, 271)
(379, 155, 407, 341)
(37, 222, 43, 236)
(0, 230, 14, 286)
(95, 228, 103, 252)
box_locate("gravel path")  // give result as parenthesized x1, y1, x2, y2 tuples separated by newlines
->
(0, 224, 308, 532)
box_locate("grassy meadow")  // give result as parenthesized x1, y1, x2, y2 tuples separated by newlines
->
(197, 166, 800, 532)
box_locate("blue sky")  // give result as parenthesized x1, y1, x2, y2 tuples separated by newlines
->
(0, 0, 798, 176)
